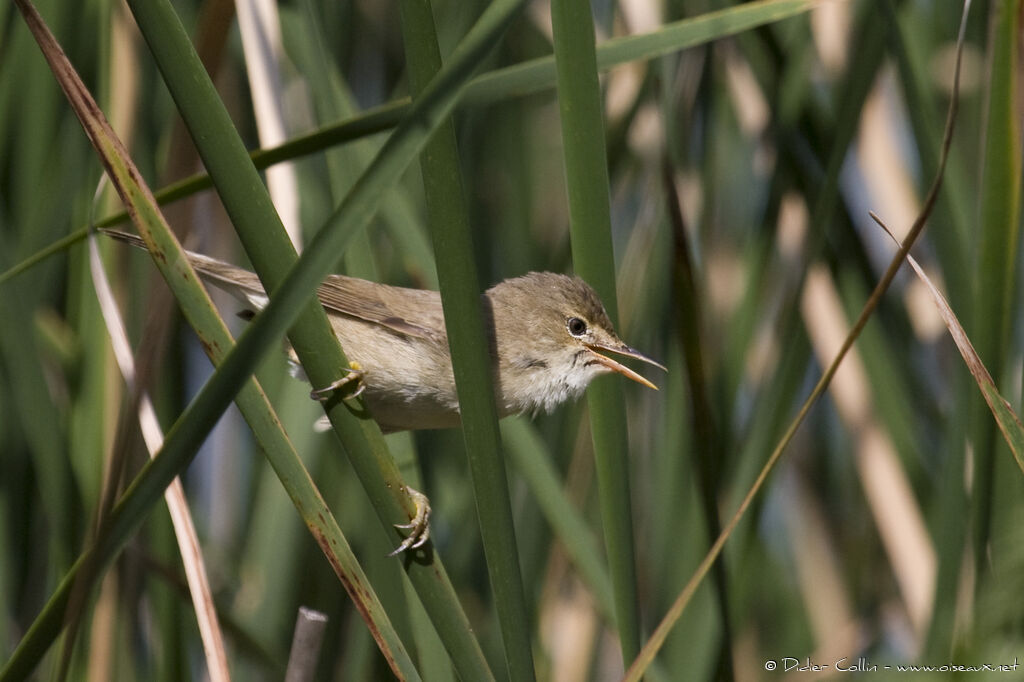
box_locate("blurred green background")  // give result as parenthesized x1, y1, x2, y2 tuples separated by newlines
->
(1, 0, 1022, 679)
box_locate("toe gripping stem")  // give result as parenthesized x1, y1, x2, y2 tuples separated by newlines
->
(388, 486, 431, 556)
(310, 363, 365, 402)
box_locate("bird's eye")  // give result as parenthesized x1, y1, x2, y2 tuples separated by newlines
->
(567, 317, 588, 337)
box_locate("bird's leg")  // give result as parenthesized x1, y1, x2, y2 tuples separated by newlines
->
(310, 362, 366, 401)
(388, 486, 431, 556)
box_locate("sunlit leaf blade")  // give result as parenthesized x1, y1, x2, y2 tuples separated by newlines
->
(873, 218, 1024, 473)
(87, 235, 230, 682)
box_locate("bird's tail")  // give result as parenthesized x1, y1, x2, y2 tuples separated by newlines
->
(100, 228, 269, 311)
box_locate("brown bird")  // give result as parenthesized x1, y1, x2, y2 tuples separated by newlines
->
(105, 229, 664, 551)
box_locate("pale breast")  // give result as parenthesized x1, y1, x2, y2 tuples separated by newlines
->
(327, 314, 462, 432)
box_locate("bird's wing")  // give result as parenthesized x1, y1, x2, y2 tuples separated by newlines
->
(316, 275, 445, 341)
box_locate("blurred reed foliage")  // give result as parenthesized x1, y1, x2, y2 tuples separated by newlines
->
(1, 0, 1022, 680)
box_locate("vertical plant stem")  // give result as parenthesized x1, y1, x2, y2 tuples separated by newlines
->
(397, 1, 535, 680)
(551, 0, 641, 664)
(971, 0, 1021, 578)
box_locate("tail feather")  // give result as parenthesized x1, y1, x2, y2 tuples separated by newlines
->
(99, 228, 148, 251)
(100, 228, 270, 311)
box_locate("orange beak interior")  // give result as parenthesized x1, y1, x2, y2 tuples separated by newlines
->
(585, 343, 666, 390)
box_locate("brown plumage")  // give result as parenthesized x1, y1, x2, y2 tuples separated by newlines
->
(104, 229, 664, 432)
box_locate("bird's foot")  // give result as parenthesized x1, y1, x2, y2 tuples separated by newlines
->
(388, 486, 431, 556)
(310, 362, 365, 401)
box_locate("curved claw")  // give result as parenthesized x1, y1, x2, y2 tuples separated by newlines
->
(388, 486, 431, 556)
(310, 362, 365, 402)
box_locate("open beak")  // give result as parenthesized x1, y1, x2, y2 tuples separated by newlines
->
(585, 342, 667, 390)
